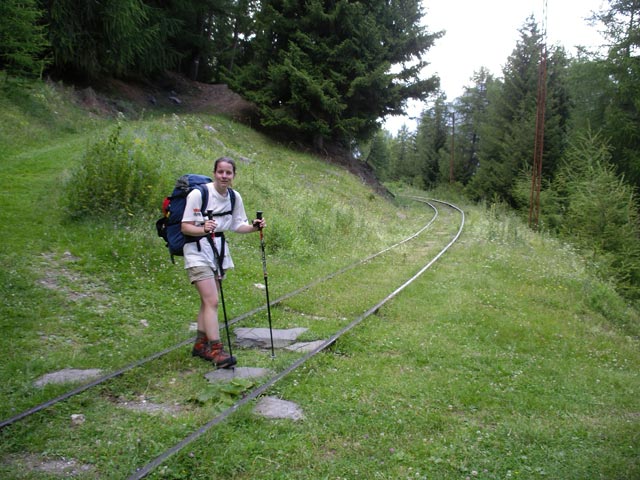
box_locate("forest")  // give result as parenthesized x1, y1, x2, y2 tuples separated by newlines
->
(1, 0, 639, 300)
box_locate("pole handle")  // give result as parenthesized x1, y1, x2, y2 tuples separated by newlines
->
(255, 211, 264, 237)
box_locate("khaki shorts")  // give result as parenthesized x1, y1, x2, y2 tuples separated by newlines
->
(187, 265, 219, 284)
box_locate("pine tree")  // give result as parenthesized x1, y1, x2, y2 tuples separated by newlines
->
(225, 0, 441, 148)
(148, 0, 239, 82)
(555, 131, 640, 299)
(366, 131, 392, 180)
(466, 17, 570, 206)
(414, 93, 448, 188)
(0, 0, 50, 78)
(596, 0, 640, 189)
(454, 68, 494, 185)
(390, 125, 418, 184)
(565, 52, 612, 135)
(46, 0, 180, 78)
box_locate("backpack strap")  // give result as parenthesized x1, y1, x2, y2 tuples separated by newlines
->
(229, 188, 235, 212)
(183, 184, 210, 249)
(194, 186, 233, 274)
(206, 188, 236, 217)
(205, 232, 227, 276)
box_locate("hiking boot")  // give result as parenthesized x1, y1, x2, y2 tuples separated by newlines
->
(191, 331, 208, 358)
(194, 340, 237, 369)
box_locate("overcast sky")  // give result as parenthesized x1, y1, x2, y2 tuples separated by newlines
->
(384, 0, 608, 133)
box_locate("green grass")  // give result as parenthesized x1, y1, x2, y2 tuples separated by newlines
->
(0, 78, 638, 479)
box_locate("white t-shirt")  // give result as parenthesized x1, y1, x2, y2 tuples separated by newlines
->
(181, 183, 249, 270)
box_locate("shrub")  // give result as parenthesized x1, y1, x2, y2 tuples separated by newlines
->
(65, 124, 163, 221)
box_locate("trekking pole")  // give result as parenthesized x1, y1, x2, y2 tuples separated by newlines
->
(206, 210, 234, 358)
(256, 211, 275, 358)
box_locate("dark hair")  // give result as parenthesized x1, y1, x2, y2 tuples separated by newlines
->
(214, 156, 237, 174)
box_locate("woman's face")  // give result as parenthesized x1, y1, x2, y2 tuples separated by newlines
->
(214, 161, 235, 187)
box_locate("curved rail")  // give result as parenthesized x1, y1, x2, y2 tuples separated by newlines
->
(0, 200, 440, 430)
(1, 198, 464, 480)
(129, 198, 464, 479)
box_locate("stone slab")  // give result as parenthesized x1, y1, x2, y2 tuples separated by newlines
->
(285, 340, 328, 353)
(204, 367, 272, 382)
(34, 368, 103, 387)
(235, 327, 308, 349)
(254, 396, 304, 421)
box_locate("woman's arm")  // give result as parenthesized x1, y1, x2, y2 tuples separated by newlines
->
(235, 217, 266, 234)
(182, 219, 217, 236)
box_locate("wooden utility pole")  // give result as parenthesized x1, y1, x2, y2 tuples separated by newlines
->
(450, 110, 455, 184)
(529, 0, 548, 229)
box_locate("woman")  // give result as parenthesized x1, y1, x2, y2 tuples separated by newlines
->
(181, 156, 266, 368)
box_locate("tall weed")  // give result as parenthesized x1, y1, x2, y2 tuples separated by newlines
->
(64, 123, 163, 220)
(481, 198, 529, 245)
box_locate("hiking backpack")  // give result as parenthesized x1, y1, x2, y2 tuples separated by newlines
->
(155, 174, 235, 262)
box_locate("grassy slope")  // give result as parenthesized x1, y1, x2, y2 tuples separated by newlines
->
(0, 80, 638, 479)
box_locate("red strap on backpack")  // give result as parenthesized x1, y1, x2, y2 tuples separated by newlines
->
(161, 197, 170, 217)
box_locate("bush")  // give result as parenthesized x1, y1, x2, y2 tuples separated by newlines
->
(65, 124, 163, 221)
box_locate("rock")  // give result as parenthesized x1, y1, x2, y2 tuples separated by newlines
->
(70, 414, 85, 426)
(285, 340, 329, 353)
(235, 327, 308, 349)
(34, 368, 103, 387)
(204, 367, 272, 383)
(254, 396, 304, 420)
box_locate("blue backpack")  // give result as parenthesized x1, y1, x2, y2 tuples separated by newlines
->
(156, 174, 235, 263)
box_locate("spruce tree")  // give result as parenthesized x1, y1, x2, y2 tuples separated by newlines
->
(225, 0, 440, 149)
(466, 17, 570, 205)
(454, 68, 494, 185)
(414, 93, 449, 188)
(0, 0, 50, 77)
(46, 0, 180, 78)
(556, 131, 640, 299)
(366, 131, 392, 180)
(596, 0, 640, 189)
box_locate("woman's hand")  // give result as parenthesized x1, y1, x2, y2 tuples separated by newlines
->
(203, 219, 217, 233)
(253, 217, 266, 230)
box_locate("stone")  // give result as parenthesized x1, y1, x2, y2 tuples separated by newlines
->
(235, 327, 307, 349)
(285, 340, 328, 353)
(254, 396, 304, 420)
(34, 368, 103, 387)
(70, 414, 85, 426)
(204, 367, 272, 383)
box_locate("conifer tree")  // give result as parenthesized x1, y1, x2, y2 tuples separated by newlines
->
(366, 131, 392, 180)
(565, 52, 612, 135)
(46, 0, 180, 78)
(414, 93, 449, 188)
(595, 0, 640, 189)
(148, 0, 240, 82)
(390, 125, 418, 184)
(0, 0, 50, 77)
(454, 68, 495, 185)
(555, 131, 640, 299)
(466, 17, 570, 206)
(225, 0, 440, 149)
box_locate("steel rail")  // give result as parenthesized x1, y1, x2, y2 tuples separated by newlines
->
(0, 201, 439, 430)
(128, 198, 464, 479)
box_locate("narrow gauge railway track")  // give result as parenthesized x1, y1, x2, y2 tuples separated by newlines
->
(131, 197, 464, 479)
(0, 198, 439, 430)
(2, 198, 464, 479)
